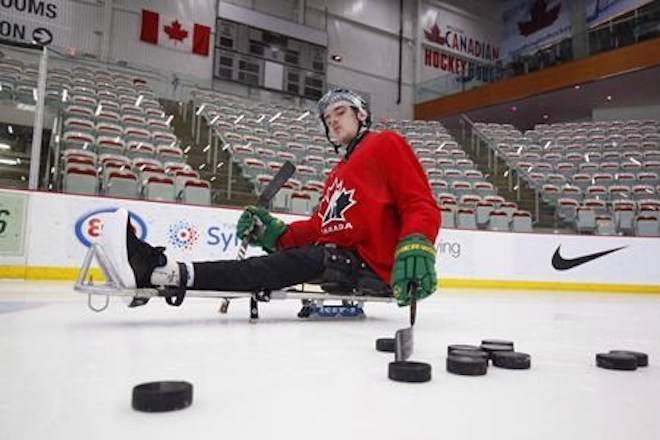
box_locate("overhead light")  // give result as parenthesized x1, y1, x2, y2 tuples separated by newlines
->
(296, 111, 310, 121)
(606, 95, 612, 101)
(166, 115, 173, 125)
(543, 114, 549, 120)
(210, 176, 216, 182)
(216, 162, 224, 169)
(331, 54, 343, 62)
(0, 143, 10, 150)
(8, 125, 14, 134)
(199, 163, 206, 170)
(202, 144, 210, 152)
(0, 158, 18, 165)
(61, 89, 68, 103)
(195, 104, 206, 116)
(32, 88, 38, 101)
(510, 106, 517, 112)
(210, 115, 220, 125)
(574, 85, 581, 90)
(135, 95, 144, 106)
(183, 146, 191, 154)
(234, 114, 244, 124)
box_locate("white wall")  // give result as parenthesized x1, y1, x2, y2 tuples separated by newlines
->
(66, 0, 105, 56)
(2, 0, 502, 119)
(306, 0, 417, 120)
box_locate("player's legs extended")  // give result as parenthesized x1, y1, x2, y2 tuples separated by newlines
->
(191, 246, 326, 292)
(101, 207, 325, 293)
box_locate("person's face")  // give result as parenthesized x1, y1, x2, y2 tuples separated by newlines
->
(323, 102, 360, 146)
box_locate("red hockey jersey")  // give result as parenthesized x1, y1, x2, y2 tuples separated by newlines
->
(277, 130, 441, 283)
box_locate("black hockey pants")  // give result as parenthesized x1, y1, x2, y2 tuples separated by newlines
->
(190, 245, 391, 296)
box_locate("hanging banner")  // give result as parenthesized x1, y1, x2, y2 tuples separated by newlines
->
(501, 0, 571, 60)
(419, 1, 502, 87)
(139, 9, 211, 57)
(502, 0, 653, 60)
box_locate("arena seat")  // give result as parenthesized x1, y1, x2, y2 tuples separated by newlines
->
(106, 169, 139, 199)
(182, 179, 211, 205)
(144, 175, 175, 201)
(487, 209, 510, 231)
(511, 210, 533, 233)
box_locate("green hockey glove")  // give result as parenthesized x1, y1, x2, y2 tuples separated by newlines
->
(391, 234, 437, 306)
(236, 206, 287, 253)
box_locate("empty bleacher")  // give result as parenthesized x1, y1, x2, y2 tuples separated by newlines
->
(190, 89, 533, 230)
(472, 119, 660, 236)
(1, 52, 212, 205)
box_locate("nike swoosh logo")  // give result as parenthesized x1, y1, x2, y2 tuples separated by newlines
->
(551, 245, 626, 271)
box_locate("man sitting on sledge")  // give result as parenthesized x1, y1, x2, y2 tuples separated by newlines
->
(101, 88, 441, 308)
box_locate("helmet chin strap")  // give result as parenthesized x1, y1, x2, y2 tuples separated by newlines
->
(343, 122, 368, 159)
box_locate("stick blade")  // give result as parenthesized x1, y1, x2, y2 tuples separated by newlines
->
(394, 326, 414, 361)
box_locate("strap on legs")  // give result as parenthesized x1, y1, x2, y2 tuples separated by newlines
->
(164, 262, 188, 307)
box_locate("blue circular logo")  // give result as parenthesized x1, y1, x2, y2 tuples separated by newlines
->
(75, 207, 147, 247)
(167, 220, 200, 251)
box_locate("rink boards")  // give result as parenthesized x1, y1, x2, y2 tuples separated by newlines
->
(0, 189, 659, 292)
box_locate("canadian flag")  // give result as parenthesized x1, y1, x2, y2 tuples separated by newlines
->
(140, 9, 210, 57)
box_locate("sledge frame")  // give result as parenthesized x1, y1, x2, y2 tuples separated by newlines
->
(74, 243, 395, 317)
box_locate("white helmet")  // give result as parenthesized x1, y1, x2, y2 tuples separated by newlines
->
(317, 88, 372, 154)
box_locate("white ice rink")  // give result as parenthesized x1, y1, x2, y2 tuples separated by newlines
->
(1, 280, 660, 440)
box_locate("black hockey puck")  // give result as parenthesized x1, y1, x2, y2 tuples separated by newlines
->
(609, 350, 648, 367)
(481, 339, 514, 348)
(132, 381, 193, 412)
(492, 351, 531, 369)
(596, 352, 638, 371)
(450, 349, 489, 362)
(376, 337, 396, 353)
(447, 344, 482, 355)
(446, 355, 488, 376)
(388, 361, 432, 383)
(480, 343, 514, 359)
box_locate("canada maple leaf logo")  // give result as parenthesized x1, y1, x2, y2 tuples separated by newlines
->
(424, 23, 445, 45)
(320, 179, 357, 226)
(164, 20, 188, 43)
